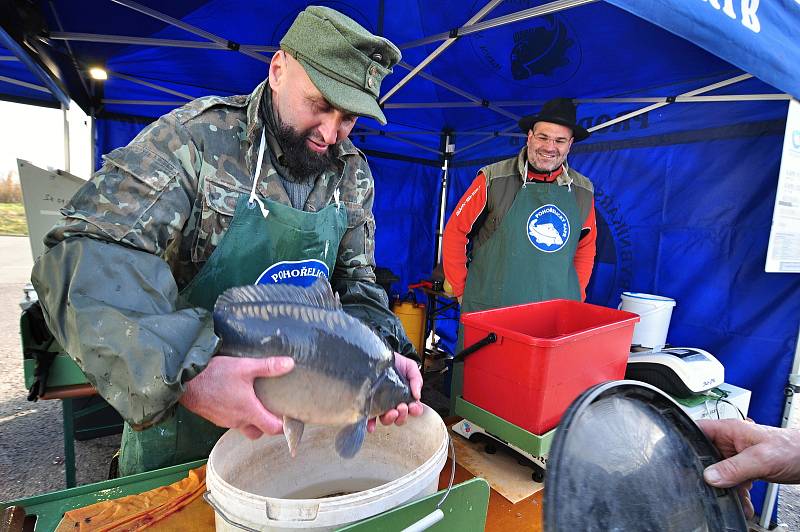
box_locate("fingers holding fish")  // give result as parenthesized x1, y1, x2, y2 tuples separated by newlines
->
(240, 424, 265, 440)
(241, 356, 296, 380)
(213, 279, 417, 458)
(179, 355, 294, 438)
(368, 353, 424, 432)
(368, 404, 406, 433)
(394, 352, 423, 402)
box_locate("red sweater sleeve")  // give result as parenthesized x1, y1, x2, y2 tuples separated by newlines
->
(442, 172, 488, 298)
(574, 199, 597, 301)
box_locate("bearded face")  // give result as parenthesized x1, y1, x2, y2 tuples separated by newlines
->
(273, 113, 338, 180)
(269, 51, 358, 181)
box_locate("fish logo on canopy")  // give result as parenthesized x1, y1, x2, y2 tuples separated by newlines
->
(256, 259, 329, 287)
(527, 204, 570, 252)
(470, 7, 580, 87)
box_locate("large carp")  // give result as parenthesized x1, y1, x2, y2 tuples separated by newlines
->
(213, 278, 413, 459)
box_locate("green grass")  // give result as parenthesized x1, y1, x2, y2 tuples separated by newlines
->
(0, 203, 28, 236)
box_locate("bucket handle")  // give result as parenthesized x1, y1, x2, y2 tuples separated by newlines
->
(401, 433, 456, 532)
(452, 332, 497, 363)
(617, 300, 664, 318)
(204, 492, 262, 532)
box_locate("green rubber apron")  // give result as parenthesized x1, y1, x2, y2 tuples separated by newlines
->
(119, 131, 348, 476)
(450, 166, 583, 414)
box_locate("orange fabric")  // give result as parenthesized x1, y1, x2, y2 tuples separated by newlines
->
(525, 166, 563, 183)
(55, 466, 211, 532)
(442, 172, 488, 298)
(442, 171, 597, 300)
(574, 200, 597, 301)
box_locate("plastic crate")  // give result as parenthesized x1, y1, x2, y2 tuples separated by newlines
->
(461, 299, 639, 435)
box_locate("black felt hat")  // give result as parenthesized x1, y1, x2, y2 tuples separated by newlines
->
(518, 97, 590, 142)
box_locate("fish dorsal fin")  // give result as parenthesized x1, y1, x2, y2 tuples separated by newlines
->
(215, 277, 341, 312)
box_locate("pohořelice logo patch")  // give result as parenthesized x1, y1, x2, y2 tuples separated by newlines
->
(256, 259, 329, 287)
(527, 204, 570, 252)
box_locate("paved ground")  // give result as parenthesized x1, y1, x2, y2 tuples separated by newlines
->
(0, 234, 797, 528)
(0, 236, 119, 502)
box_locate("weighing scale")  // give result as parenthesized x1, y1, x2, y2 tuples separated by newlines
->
(451, 396, 555, 483)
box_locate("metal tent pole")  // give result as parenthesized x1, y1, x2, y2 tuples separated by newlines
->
(382, 94, 790, 109)
(435, 134, 454, 265)
(62, 103, 71, 173)
(356, 124, 443, 156)
(105, 70, 194, 99)
(454, 73, 755, 156)
(398, 0, 596, 50)
(48, 32, 277, 54)
(0, 26, 70, 106)
(109, 0, 270, 63)
(587, 74, 753, 133)
(454, 124, 520, 156)
(759, 323, 800, 528)
(48, 1, 91, 100)
(100, 99, 188, 106)
(399, 63, 521, 122)
(90, 111, 96, 173)
(380, 0, 504, 105)
(0, 75, 49, 93)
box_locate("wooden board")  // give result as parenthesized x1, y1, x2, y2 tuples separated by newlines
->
(449, 426, 544, 504)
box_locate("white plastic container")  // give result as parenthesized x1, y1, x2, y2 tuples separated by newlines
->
(206, 405, 448, 531)
(619, 292, 676, 350)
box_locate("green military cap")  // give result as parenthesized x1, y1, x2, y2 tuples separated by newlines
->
(280, 5, 401, 125)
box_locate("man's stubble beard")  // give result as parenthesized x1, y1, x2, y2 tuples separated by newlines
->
(274, 113, 338, 182)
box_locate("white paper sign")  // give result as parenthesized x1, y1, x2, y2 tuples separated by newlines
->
(766, 99, 800, 273)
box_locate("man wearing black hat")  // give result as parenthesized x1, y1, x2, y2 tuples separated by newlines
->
(442, 98, 596, 411)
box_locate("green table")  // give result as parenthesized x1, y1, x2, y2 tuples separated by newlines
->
(22, 308, 123, 489)
(2, 460, 206, 531)
(2, 460, 489, 532)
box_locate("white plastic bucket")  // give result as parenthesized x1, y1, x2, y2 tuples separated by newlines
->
(206, 405, 448, 531)
(618, 292, 676, 350)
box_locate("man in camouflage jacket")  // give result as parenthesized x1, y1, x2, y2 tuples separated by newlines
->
(31, 6, 422, 475)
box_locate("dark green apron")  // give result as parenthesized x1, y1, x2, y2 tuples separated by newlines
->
(450, 176, 582, 414)
(119, 134, 348, 476)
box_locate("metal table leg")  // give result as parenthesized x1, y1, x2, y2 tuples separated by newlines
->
(62, 398, 76, 488)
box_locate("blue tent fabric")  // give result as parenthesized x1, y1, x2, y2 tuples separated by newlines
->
(2, 0, 800, 518)
(607, 0, 800, 102)
(0, 44, 59, 107)
(94, 117, 150, 171)
(369, 156, 440, 298)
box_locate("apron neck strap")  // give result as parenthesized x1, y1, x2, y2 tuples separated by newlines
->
(248, 129, 270, 218)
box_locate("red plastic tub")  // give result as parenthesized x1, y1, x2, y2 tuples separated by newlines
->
(461, 299, 639, 435)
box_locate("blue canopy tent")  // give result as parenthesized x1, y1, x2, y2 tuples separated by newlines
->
(2, 0, 799, 523)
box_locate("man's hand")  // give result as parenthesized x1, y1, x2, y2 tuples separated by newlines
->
(179, 355, 294, 440)
(697, 419, 800, 518)
(367, 353, 424, 433)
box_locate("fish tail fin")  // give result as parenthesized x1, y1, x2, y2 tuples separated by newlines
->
(283, 416, 305, 458)
(335, 418, 367, 459)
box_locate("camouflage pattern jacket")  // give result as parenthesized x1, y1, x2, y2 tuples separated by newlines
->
(31, 81, 413, 429)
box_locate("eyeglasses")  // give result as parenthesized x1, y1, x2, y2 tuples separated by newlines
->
(532, 134, 571, 146)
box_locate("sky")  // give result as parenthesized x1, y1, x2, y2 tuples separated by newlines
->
(0, 99, 92, 181)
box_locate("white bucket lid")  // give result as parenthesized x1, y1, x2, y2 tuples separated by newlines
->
(621, 292, 676, 305)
